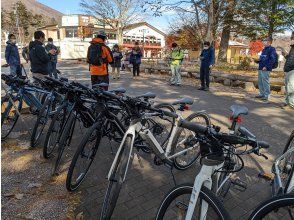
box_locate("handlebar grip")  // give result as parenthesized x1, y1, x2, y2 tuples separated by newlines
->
(72, 81, 89, 90)
(258, 141, 270, 149)
(179, 119, 207, 134)
(102, 90, 120, 100)
(44, 76, 64, 86)
(161, 109, 178, 118)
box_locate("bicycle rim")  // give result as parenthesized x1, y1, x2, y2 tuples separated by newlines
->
(100, 135, 133, 220)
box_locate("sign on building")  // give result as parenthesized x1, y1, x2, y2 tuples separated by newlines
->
(62, 15, 79, 26)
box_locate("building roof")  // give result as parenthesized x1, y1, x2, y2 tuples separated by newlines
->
(229, 40, 248, 48)
(124, 22, 166, 37)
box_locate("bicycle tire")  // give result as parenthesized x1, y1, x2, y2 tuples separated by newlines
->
(43, 104, 66, 158)
(30, 98, 52, 148)
(66, 121, 103, 191)
(249, 194, 294, 220)
(156, 184, 231, 220)
(100, 135, 133, 220)
(283, 131, 294, 194)
(171, 112, 210, 170)
(1, 95, 22, 139)
(52, 112, 76, 175)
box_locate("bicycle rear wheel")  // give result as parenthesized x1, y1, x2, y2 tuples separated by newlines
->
(66, 121, 102, 191)
(43, 105, 66, 158)
(30, 98, 53, 147)
(100, 135, 133, 220)
(156, 184, 231, 220)
(52, 112, 76, 175)
(1, 95, 22, 139)
(171, 112, 210, 170)
(249, 194, 294, 220)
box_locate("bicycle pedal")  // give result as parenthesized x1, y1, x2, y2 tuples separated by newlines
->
(231, 179, 247, 192)
(258, 172, 274, 181)
(175, 201, 188, 211)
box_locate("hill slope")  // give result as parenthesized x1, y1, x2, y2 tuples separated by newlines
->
(1, 0, 63, 22)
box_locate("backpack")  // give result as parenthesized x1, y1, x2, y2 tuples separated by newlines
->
(272, 51, 279, 69)
(87, 43, 103, 66)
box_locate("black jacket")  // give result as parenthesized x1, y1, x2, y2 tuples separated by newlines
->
(45, 43, 58, 62)
(29, 40, 50, 74)
(284, 44, 294, 72)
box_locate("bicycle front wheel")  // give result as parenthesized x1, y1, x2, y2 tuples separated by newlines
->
(249, 194, 294, 220)
(100, 135, 133, 220)
(156, 184, 231, 220)
(66, 121, 102, 191)
(1, 95, 22, 139)
(172, 112, 210, 170)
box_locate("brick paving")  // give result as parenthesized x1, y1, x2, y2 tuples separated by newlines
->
(2, 61, 293, 219)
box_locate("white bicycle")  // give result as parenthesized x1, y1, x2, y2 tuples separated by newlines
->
(99, 95, 210, 219)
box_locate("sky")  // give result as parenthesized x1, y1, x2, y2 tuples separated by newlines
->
(38, 0, 172, 33)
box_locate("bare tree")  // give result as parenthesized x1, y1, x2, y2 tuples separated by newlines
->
(80, 0, 145, 45)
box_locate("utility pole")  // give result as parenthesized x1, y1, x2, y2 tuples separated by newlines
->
(14, 3, 22, 45)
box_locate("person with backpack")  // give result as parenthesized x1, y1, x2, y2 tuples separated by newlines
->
(198, 41, 215, 91)
(255, 37, 277, 103)
(29, 31, 56, 79)
(111, 44, 123, 79)
(5, 33, 22, 76)
(45, 38, 59, 79)
(130, 42, 143, 79)
(170, 42, 184, 86)
(281, 31, 294, 109)
(87, 30, 113, 90)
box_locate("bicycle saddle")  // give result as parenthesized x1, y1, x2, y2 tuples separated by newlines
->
(137, 92, 156, 99)
(92, 83, 109, 90)
(109, 87, 126, 94)
(230, 105, 248, 119)
(172, 97, 194, 105)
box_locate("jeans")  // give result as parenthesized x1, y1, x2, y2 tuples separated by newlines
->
(48, 62, 58, 79)
(285, 70, 294, 107)
(170, 65, 181, 85)
(258, 70, 271, 98)
(10, 65, 22, 76)
(200, 65, 210, 88)
(112, 67, 120, 78)
(133, 64, 140, 76)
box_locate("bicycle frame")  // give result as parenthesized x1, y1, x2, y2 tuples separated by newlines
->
(107, 114, 204, 182)
(272, 146, 294, 195)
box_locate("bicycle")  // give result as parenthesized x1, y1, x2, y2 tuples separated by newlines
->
(100, 94, 210, 219)
(155, 105, 270, 220)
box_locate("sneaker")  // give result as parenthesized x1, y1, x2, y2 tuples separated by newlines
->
(170, 83, 175, 86)
(204, 87, 209, 91)
(113, 77, 116, 79)
(255, 94, 264, 99)
(261, 97, 269, 103)
(198, 87, 205, 91)
(176, 84, 181, 86)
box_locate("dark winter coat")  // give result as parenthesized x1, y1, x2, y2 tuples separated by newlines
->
(5, 41, 21, 66)
(45, 43, 58, 63)
(29, 40, 50, 75)
(130, 48, 142, 65)
(284, 44, 294, 72)
(200, 47, 215, 67)
(111, 50, 123, 68)
(258, 46, 276, 72)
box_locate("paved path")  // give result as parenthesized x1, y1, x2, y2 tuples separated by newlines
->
(2, 61, 294, 219)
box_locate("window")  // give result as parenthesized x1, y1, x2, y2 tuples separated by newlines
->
(65, 28, 78, 38)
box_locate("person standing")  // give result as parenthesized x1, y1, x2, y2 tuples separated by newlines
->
(29, 31, 56, 79)
(87, 30, 113, 90)
(111, 44, 123, 79)
(169, 43, 184, 86)
(130, 42, 142, 78)
(5, 34, 22, 76)
(282, 31, 294, 109)
(45, 38, 59, 79)
(255, 37, 277, 102)
(198, 41, 215, 91)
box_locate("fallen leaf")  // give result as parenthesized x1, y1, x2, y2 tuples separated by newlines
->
(76, 212, 84, 220)
(27, 183, 42, 189)
(3, 193, 14, 198)
(15, 194, 24, 200)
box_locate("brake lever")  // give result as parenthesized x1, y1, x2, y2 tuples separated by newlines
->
(260, 153, 268, 160)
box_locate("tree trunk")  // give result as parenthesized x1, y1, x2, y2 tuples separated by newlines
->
(218, 0, 236, 63)
(117, 28, 123, 46)
(206, 1, 214, 42)
(268, 0, 277, 37)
